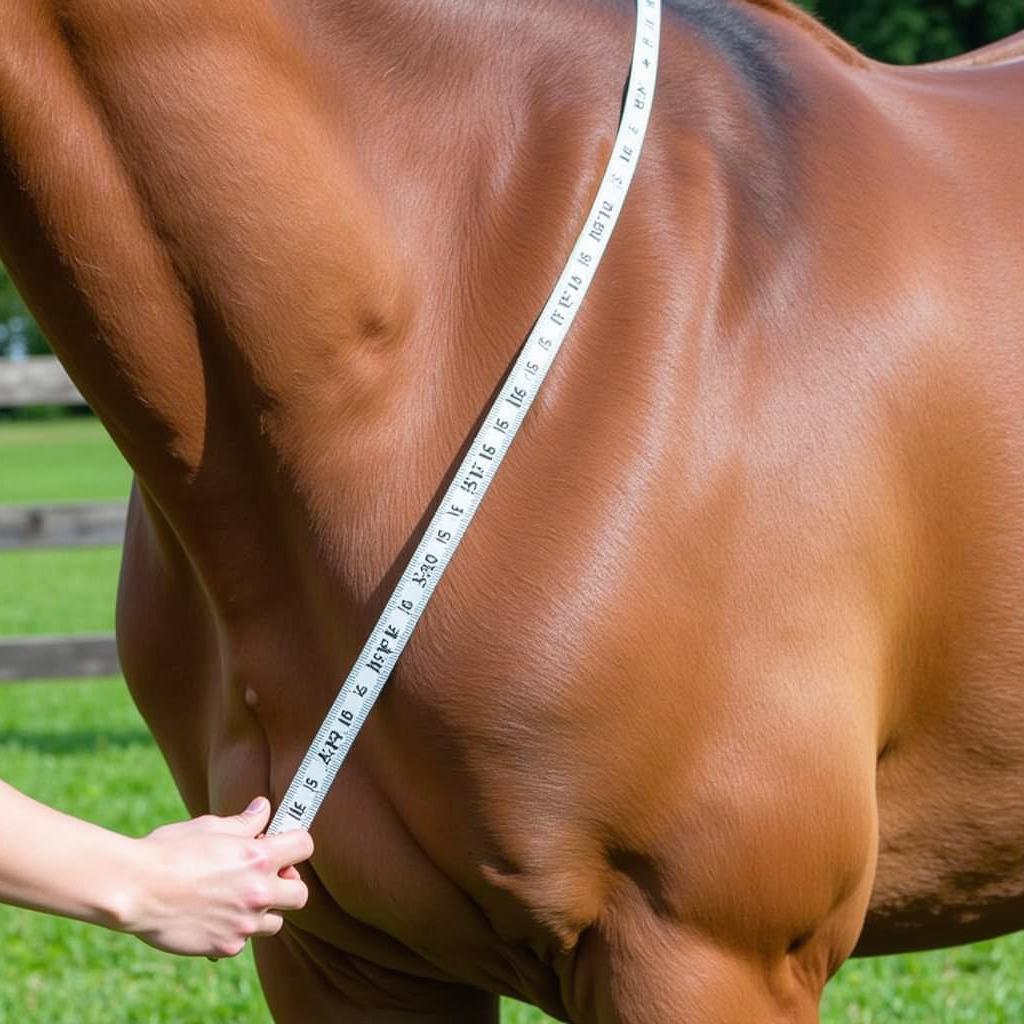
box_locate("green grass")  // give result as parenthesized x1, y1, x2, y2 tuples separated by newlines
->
(0, 417, 132, 503)
(2, 417, 1024, 1022)
(822, 941, 1024, 1023)
(0, 679, 273, 1023)
(1, 547, 121, 635)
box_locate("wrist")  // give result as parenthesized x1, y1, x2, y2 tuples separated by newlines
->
(90, 833, 148, 935)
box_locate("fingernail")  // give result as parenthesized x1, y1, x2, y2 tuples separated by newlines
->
(246, 797, 267, 813)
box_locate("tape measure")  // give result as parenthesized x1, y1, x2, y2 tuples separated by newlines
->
(268, 0, 662, 835)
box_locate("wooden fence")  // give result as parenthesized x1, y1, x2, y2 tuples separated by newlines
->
(1, 356, 123, 683)
(0, 355, 85, 407)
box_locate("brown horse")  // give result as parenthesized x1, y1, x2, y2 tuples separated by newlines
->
(2, 0, 1023, 1020)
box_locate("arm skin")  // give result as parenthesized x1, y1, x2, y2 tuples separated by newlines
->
(0, 782, 314, 958)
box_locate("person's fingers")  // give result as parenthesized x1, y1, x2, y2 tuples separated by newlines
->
(253, 911, 285, 937)
(261, 828, 314, 871)
(268, 876, 309, 912)
(278, 865, 301, 881)
(216, 796, 272, 837)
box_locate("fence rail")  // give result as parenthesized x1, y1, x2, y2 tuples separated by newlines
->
(0, 501, 126, 550)
(0, 355, 86, 407)
(2, 357, 120, 682)
(0, 634, 121, 684)
(0, 501, 125, 681)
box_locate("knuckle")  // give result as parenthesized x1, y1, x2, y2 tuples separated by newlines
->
(245, 884, 272, 910)
(244, 846, 271, 872)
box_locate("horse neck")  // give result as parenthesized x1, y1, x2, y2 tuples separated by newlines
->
(0, 0, 803, 527)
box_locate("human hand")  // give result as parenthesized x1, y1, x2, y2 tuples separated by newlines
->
(122, 797, 314, 958)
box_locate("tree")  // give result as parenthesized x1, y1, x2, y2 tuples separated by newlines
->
(0, 265, 48, 358)
(798, 0, 1024, 64)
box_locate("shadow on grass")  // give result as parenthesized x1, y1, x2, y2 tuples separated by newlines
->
(0, 729, 154, 754)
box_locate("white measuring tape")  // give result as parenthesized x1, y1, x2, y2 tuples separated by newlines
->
(268, 0, 662, 835)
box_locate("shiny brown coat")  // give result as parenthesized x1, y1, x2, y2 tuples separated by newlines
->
(1, 1, 1023, 1020)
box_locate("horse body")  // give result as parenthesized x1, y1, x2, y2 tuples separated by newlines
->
(2, 1, 1023, 1019)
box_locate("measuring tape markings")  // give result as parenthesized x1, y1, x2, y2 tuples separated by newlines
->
(268, 0, 662, 835)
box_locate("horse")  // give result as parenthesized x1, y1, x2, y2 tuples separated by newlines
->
(2, 0, 1023, 1020)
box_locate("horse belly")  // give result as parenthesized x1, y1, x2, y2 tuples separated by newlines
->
(861, 341, 1024, 952)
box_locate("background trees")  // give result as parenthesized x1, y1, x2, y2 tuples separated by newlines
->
(801, 0, 1024, 64)
(0, 273, 47, 358)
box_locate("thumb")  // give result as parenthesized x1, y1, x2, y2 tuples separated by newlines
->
(227, 796, 271, 835)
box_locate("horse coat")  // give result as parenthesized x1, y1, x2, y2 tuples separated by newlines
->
(1, 0, 1023, 1020)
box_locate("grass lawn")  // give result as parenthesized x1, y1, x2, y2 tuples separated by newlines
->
(2, 547, 121, 635)
(0, 417, 132, 503)
(2, 417, 1024, 1022)
(0, 679, 273, 1023)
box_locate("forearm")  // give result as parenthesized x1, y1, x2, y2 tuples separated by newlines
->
(0, 780, 138, 931)
(0, 781, 312, 958)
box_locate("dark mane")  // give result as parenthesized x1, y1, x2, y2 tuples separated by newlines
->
(665, 0, 799, 118)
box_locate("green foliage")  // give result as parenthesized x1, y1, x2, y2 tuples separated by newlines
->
(797, 0, 1024, 64)
(0, 265, 49, 358)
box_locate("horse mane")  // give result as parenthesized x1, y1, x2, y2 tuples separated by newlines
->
(661, 0, 869, 121)
(739, 0, 870, 68)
